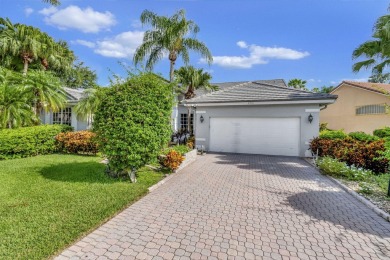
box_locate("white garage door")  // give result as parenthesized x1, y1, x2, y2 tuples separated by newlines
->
(209, 117, 300, 156)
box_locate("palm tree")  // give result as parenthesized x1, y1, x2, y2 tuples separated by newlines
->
(133, 9, 213, 82)
(352, 13, 390, 75)
(0, 68, 36, 128)
(24, 70, 66, 117)
(43, 0, 60, 5)
(288, 78, 307, 90)
(175, 66, 216, 99)
(174, 66, 217, 132)
(74, 87, 102, 128)
(0, 18, 74, 75)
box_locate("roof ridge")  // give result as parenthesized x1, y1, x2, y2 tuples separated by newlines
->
(252, 81, 315, 93)
(190, 81, 252, 101)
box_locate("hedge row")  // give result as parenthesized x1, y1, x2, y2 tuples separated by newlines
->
(310, 137, 388, 174)
(0, 125, 71, 160)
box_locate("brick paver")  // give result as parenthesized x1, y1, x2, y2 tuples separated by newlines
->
(57, 154, 390, 259)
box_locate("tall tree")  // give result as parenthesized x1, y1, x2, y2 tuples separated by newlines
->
(60, 61, 98, 88)
(24, 70, 66, 117)
(133, 9, 213, 82)
(288, 78, 308, 90)
(368, 72, 390, 83)
(0, 18, 74, 75)
(175, 66, 216, 99)
(312, 85, 335, 93)
(174, 66, 217, 132)
(352, 12, 390, 77)
(43, 0, 60, 5)
(0, 67, 36, 128)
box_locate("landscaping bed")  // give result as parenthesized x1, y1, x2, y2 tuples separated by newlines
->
(0, 154, 164, 260)
(312, 128, 390, 216)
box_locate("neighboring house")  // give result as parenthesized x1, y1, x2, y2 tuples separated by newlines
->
(40, 87, 89, 131)
(320, 81, 390, 134)
(181, 79, 337, 157)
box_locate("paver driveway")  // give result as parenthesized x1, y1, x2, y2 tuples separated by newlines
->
(57, 154, 390, 260)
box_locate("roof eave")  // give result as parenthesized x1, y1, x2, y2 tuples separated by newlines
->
(182, 98, 337, 107)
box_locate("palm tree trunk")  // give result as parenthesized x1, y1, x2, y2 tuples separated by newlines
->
(187, 106, 192, 133)
(23, 59, 29, 76)
(169, 60, 175, 83)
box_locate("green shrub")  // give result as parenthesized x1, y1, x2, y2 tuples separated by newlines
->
(55, 131, 98, 155)
(373, 127, 390, 138)
(163, 145, 191, 155)
(348, 131, 379, 142)
(310, 137, 388, 174)
(319, 130, 347, 139)
(316, 157, 373, 181)
(94, 72, 173, 179)
(0, 125, 70, 159)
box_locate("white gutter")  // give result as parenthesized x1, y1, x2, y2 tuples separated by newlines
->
(183, 99, 337, 107)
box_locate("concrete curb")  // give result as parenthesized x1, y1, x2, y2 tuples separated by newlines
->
(148, 149, 198, 192)
(303, 158, 390, 222)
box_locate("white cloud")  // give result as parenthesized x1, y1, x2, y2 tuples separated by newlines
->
(94, 31, 144, 58)
(24, 8, 34, 17)
(341, 77, 369, 82)
(39, 6, 57, 16)
(206, 41, 310, 69)
(308, 79, 322, 83)
(72, 39, 96, 48)
(40, 5, 116, 33)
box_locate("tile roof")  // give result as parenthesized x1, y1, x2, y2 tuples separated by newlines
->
(183, 79, 336, 104)
(341, 81, 390, 94)
(64, 87, 84, 101)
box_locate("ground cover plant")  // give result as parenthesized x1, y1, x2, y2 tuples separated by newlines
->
(0, 154, 163, 260)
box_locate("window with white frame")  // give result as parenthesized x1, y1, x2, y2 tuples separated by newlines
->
(53, 107, 72, 125)
(180, 113, 194, 131)
(356, 104, 387, 115)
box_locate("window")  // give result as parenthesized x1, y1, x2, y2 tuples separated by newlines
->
(180, 113, 194, 131)
(53, 107, 72, 125)
(356, 104, 387, 115)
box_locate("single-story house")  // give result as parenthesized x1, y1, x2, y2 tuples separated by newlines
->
(320, 81, 390, 134)
(181, 79, 337, 157)
(40, 87, 89, 131)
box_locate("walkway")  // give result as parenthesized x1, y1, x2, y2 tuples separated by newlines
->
(57, 153, 390, 259)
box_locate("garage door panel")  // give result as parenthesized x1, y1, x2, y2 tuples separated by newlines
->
(209, 117, 300, 156)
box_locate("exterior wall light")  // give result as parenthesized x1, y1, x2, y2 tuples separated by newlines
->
(308, 113, 313, 124)
(200, 115, 204, 123)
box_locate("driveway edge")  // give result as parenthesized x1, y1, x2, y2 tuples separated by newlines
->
(148, 149, 198, 192)
(303, 158, 390, 222)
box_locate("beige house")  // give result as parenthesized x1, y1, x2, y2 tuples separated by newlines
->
(321, 81, 390, 134)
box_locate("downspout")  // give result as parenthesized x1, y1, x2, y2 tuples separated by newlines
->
(320, 105, 328, 110)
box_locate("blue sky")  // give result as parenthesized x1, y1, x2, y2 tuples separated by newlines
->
(1, 0, 388, 89)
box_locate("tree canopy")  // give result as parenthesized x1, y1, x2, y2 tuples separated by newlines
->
(288, 78, 308, 90)
(133, 9, 212, 82)
(0, 17, 75, 75)
(352, 11, 390, 80)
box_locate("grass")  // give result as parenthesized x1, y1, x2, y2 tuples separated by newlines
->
(0, 154, 163, 260)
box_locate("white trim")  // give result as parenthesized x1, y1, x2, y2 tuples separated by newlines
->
(196, 138, 206, 141)
(305, 109, 320, 112)
(183, 99, 336, 107)
(196, 111, 206, 114)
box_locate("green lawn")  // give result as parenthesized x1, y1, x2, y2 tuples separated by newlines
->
(0, 154, 163, 260)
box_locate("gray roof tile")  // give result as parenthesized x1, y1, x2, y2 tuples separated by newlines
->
(183, 79, 336, 104)
(64, 87, 84, 101)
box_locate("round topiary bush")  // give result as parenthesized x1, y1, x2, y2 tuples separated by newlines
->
(93, 72, 173, 181)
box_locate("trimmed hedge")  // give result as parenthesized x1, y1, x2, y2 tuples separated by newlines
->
(0, 125, 71, 159)
(373, 127, 390, 138)
(319, 130, 347, 139)
(310, 137, 388, 174)
(348, 131, 379, 142)
(55, 131, 98, 155)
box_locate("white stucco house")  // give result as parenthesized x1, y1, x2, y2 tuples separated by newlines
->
(43, 80, 337, 157)
(40, 87, 89, 131)
(181, 79, 337, 157)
